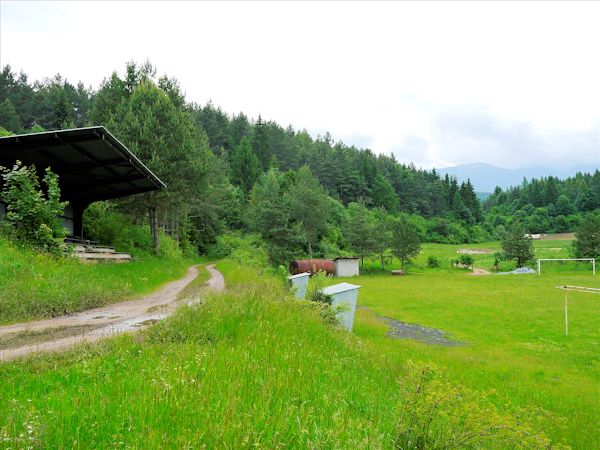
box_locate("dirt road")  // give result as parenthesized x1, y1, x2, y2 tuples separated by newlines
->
(470, 268, 491, 276)
(0, 264, 224, 363)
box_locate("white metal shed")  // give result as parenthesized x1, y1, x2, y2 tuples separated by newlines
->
(322, 282, 361, 331)
(334, 257, 359, 277)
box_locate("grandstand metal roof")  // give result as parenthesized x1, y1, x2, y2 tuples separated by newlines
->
(0, 126, 165, 203)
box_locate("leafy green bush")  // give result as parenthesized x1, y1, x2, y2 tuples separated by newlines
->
(83, 202, 154, 255)
(0, 161, 67, 255)
(305, 271, 332, 305)
(208, 232, 268, 267)
(426, 255, 440, 268)
(157, 233, 183, 259)
(458, 254, 474, 268)
(83, 202, 185, 258)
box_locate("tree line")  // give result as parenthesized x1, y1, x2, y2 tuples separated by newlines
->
(483, 172, 600, 236)
(1, 61, 598, 265)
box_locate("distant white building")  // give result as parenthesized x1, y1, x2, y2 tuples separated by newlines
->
(334, 257, 359, 277)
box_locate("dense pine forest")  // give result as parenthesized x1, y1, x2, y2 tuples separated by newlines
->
(0, 62, 597, 263)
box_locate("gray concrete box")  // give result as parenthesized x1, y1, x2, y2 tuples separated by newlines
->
(288, 272, 310, 299)
(322, 282, 361, 331)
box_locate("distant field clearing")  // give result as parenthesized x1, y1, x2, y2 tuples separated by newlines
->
(542, 233, 575, 240)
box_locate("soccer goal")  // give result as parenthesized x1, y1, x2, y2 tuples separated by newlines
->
(537, 258, 596, 275)
(555, 285, 600, 336)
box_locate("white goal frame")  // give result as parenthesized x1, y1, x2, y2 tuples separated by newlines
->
(555, 285, 600, 336)
(537, 258, 596, 276)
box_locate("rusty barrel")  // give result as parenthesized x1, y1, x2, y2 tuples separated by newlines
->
(290, 259, 335, 275)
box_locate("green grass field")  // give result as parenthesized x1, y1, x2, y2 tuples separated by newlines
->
(0, 239, 596, 448)
(0, 237, 200, 324)
(0, 259, 567, 449)
(329, 239, 599, 449)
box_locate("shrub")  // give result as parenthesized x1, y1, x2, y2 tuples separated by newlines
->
(208, 232, 268, 267)
(83, 202, 154, 256)
(395, 362, 567, 449)
(157, 233, 183, 259)
(426, 255, 440, 268)
(458, 254, 474, 268)
(0, 161, 67, 255)
(305, 271, 332, 305)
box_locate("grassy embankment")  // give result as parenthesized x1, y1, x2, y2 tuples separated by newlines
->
(332, 239, 599, 449)
(0, 236, 200, 324)
(0, 258, 562, 448)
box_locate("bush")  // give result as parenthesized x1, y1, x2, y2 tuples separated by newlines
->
(83, 202, 187, 258)
(208, 232, 268, 268)
(395, 362, 567, 449)
(427, 255, 440, 268)
(305, 271, 332, 305)
(458, 254, 474, 268)
(0, 162, 67, 255)
(157, 233, 183, 259)
(83, 202, 154, 256)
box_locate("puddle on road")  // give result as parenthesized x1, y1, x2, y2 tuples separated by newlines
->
(380, 317, 465, 347)
(135, 319, 161, 327)
(360, 306, 464, 347)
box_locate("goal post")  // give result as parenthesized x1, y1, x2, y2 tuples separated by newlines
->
(555, 285, 600, 336)
(537, 258, 596, 275)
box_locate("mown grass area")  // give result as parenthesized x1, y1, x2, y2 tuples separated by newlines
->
(0, 237, 201, 324)
(362, 238, 593, 276)
(0, 261, 563, 448)
(328, 240, 599, 449)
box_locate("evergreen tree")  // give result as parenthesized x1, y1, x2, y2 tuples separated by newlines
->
(0, 99, 20, 132)
(572, 213, 600, 259)
(371, 173, 398, 212)
(230, 137, 261, 194)
(390, 213, 421, 270)
(245, 168, 300, 264)
(501, 221, 534, 268)
(288, 166, 330, 257)
(372, 207, 392, 269)
(107, 81, 213, 252)
(344, 200, 376, 268)
(252, 115, 270, 169)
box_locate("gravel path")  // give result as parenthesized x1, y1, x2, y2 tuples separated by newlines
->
(0, 264, 224, 362)
(470, 268, 491, 276)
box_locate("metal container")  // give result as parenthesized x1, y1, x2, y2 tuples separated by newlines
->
(322, 282, 361, 331)
(290, 259, 336, 275)
(288, 272, 310, 299)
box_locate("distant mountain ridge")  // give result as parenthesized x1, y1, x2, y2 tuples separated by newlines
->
(437, 162, 598, 193)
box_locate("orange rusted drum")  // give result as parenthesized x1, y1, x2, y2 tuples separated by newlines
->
(290, 259, 336, 275)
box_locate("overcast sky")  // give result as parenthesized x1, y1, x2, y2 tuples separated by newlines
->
(1, 1, 598, 170)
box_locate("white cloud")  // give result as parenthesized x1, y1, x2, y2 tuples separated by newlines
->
(1, 1, 599, 169)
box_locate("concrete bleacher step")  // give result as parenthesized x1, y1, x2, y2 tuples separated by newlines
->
(73, 245, 116, 254)
(69, 243, 129, 262)
(74, 252, 131, 262)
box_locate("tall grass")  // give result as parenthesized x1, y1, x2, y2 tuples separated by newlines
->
(0, 262, 563, 448)
(0, 236, 197, 324)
